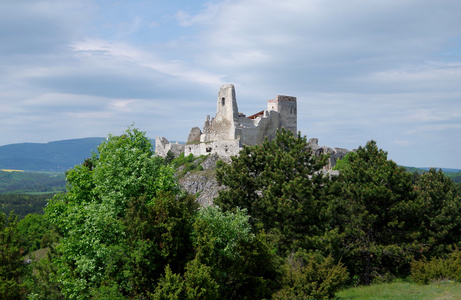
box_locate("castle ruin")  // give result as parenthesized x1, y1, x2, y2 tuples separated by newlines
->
(155, 84, 297, 158)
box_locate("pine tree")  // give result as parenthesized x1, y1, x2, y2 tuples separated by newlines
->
(215, 128, 329, 252)
(413, 168, 461, 257)
(330, 141, 417, 284)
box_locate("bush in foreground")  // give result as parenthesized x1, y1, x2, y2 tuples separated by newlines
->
(411, 249, 461, 284)
(273, 251, 348, 300)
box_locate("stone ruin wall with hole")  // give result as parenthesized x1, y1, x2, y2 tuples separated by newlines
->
(155, 84, 350, 169)
(156, 84, 297, 158)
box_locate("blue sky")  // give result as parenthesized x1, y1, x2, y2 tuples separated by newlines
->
(1, 0, 460, 169)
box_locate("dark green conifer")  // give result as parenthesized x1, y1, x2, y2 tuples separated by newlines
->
(215, 128, 328, 252)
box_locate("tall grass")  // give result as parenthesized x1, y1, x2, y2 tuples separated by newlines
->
(336, 280, 461, 299)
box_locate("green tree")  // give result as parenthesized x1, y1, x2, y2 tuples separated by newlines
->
(413, 168, 461, 257)
(215, 129, 329, 252)
(117, 192, 198, 297)
(329, 141, 418, 284)
(0, 212, 31, 299)
(154, 206, 280, 299)
(45, 126, 180, 298)
(164, 150, 176, 165)
(32, 242, 64, 300)
(17, 213, 50, 254)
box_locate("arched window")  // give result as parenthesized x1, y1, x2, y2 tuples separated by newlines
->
(221, 97, 225, 106)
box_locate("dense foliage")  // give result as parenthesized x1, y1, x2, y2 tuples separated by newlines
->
(273, 251, 348, 299)
(2, 127, 461, 299)
(216, 131, 461, 288)
(411, 249, 461, 284)
(0, 193, 55, 218)
(0, 212, 32, 298)
(34, 127, 284, 299)
(216, 128, 329, 253)
(413, 169, 461, 257)
(328, 141, 419, 284)
(17, 213, 52, 254)
(45, 127, 180, 298)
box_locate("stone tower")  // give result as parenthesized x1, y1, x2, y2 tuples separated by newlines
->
(203, 84, 239, 141)
(216, 84, 239, 125)
(267, 95, 297, 134)
(156, 84, 298, 158)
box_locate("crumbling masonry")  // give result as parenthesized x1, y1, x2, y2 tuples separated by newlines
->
(155, 84, 350, 168)
(156, 84, 297, 158)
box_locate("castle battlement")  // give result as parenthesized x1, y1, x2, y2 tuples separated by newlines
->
(155, 84, 297, 158)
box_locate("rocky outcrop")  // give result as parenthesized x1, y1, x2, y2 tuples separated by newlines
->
(177, 139, 350, 206)
(179, 171, 222, 206)
(177, 154, 228, 206)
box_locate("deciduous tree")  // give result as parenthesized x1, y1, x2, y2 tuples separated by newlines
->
(45, 126, 180, 298)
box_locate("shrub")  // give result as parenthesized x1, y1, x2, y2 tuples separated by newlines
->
(411, 249, 461, 284)
(215, 159, 225, 169)
(153, 262, 219, 300)
(171, 153, 208, 175)
(273, 251, 349, 300)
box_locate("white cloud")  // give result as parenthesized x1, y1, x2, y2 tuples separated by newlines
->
(72, 39, 222, 86)
(1, 0, 461, 169)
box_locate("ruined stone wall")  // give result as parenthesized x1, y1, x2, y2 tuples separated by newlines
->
(277, 96, 297, 134)
(308, 138, 350, 170)
(155, 137, 185, 157)
(156, 84, 297, 158)
(184, 139, 241, 157)
(238, 111, 280, 145)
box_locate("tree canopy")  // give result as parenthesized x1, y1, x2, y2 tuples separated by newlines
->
(4, 127, 461, 298)
(328, 141, 418, 284)
(45, 127, 182, 298)
(215, 128, 329, 252)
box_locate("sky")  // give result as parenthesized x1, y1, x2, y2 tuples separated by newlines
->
(1, 0, 460, 169)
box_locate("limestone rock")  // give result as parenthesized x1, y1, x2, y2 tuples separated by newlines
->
(179, 171, 223, 206)
(176, 154, 228, 206)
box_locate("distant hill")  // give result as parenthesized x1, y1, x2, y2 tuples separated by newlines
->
(419, 167, 461, 173)
(404, 166, 461, 173)
(0, 138, 105, 172)
(0, 137, 161, 172)
(404, 166, 461, 183)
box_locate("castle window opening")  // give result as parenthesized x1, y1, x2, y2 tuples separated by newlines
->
(221, 97, 225, 106)
(206, 147, 212, 153)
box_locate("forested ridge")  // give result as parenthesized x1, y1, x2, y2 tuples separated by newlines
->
(1, 127, 461, 299)
(0, 138, 105, 172)
(0, 171, 66, 194)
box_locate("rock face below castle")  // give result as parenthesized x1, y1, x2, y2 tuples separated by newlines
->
(156, 84, 297, 158)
